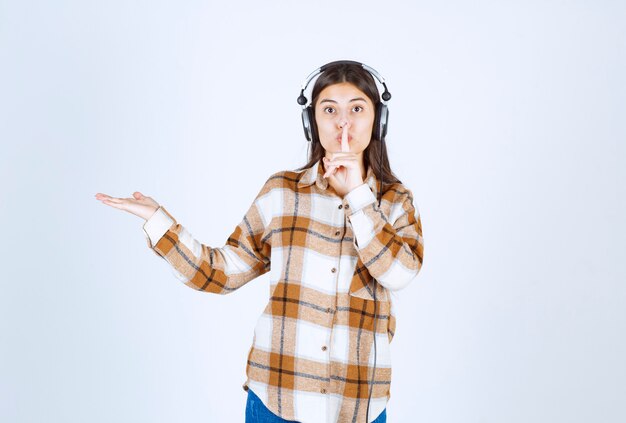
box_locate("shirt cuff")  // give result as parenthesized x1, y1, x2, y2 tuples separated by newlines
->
(344, 183, 376, 215)
(142, 207, 175, 248)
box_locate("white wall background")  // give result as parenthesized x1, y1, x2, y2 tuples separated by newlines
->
(1, 0, 625, 422)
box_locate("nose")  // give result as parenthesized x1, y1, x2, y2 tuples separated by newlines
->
(338, 117, 351, 129)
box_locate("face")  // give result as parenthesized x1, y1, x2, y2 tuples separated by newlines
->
(314, 82, 376, 159)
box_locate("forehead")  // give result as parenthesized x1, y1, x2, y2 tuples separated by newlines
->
(316, 82, 373, 104)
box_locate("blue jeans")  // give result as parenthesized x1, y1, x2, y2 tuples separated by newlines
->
(245, 388, 387, 422)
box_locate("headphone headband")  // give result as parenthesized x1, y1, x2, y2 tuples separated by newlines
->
(297, 60, 391, 107)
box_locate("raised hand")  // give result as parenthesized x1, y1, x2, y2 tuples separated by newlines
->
(94, 191, 160, 221)
(322, 122, 364, 196)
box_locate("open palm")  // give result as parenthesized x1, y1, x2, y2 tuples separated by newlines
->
(94, 191, 160, 221)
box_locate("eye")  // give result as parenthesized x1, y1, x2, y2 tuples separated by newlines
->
(352, 105, 364, 112)
(323, 106, 335, 113)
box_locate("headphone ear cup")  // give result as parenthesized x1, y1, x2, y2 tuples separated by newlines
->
(373, 102, 382, 141)
(376, 103, 389, 142)
(311, 109, 319, 144)
(301, 106, 315, 142)
(307, 106, 320, 143)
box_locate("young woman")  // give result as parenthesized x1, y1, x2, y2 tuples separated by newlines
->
(95, 61, 424, 423)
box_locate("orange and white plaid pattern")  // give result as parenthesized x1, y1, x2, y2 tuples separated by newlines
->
(142, 157, 424, 423)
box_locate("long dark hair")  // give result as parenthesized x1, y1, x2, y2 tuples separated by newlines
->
(294, 62, 402, 187)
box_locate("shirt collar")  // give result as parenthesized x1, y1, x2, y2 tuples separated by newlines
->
(297, 157, 379, 197)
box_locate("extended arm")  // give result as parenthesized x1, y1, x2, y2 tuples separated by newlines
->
(142, 179, 274, 294)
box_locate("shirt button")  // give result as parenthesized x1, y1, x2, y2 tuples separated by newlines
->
(320, 388, 327, 394)
(338, 204, 343, 209)
(321, 346, 327, 351)
(345, 204, 350, 209)
(331, 267, 336, 273)
(326, 307, 333, 313)
(335, 230, 340, 236)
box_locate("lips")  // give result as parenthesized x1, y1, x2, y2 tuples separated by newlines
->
(336, 135, 352, 142)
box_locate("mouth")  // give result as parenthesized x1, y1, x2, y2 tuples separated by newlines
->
(336, 135, 353, 142)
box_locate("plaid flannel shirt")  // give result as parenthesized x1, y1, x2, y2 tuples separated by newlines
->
(142, 157, 424, 423)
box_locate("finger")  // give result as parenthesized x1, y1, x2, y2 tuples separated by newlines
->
(95, 193, 127, 203)
(323, 162, 340, 178)
(102, 197, 124, 204)
(326, 171, 337, 183)
(323, 157, 334, 176)
(324, 158, 355, 168)
(327, 152, 356, 158)
(341, 124, 350, 153)
(101, 199, 123, 209)
(325, 155, 357, 165)
(325, 164, 343, 176)
(327, 167, 346, 184)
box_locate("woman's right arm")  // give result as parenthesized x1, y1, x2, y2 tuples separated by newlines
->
(95, 179, 274, 294)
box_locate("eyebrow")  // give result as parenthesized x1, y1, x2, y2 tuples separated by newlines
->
(319, 97, 368, 104)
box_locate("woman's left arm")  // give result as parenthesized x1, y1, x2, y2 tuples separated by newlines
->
(344, 183, 424, 291)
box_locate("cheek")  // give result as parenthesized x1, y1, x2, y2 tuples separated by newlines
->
(356, 115, 375, 134)
(315, 118, 335, 136)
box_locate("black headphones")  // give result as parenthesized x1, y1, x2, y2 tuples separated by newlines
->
(297, 60, 392, 144)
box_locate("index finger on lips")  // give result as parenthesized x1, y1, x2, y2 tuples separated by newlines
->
(341, 124, 350, 153)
